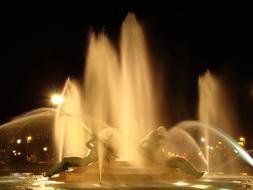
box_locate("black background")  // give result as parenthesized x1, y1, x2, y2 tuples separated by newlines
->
(0, 3, 252, 140)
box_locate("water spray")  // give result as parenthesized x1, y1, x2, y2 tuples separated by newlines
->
(175, 120, 253, 168)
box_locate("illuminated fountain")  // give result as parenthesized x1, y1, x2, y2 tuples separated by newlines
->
(198, 71, 244, 174)
(0, 12, 253, 189)
(54, 13, 157, 166)
(50, 13, 253, 184)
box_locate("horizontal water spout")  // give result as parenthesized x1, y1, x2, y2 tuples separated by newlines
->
(174, 120, 253, 167)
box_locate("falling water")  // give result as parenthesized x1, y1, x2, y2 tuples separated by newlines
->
(0, 108, 55, 133)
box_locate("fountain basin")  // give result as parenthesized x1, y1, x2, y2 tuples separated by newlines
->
(52, 160, 197, 184)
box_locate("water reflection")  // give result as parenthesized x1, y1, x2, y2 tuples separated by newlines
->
(0, 174, 252, 190)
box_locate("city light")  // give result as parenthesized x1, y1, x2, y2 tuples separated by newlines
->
(201, 137, 206, 142)
(238, 136, 246, 147)
(43, 147, 48, 151)
(51, 94, 64, 105)
(27, 136, 32, 143)
(17, 139, 22, 144)
(239, 137, 245, 142)
(238, 141, 245, 147)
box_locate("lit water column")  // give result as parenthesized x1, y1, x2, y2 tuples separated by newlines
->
(198, 72, 213, 173)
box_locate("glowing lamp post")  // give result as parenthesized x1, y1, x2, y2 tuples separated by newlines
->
(51, 94, 64, 105)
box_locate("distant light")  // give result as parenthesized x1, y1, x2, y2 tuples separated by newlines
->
(239, 137, 245, 142)
(234, 149, 239, 154)
(201, 137, 205, 142)
(218, 141, 222, 145)
(238, 141, 245, 147)
(18, 152, 21, 155)
(51, 94, 64, 105)
(210, 146, 214, 150)
(17, 139, 22, 144)
(27, 136, 32, 143)
(43, 147, 48, 151)
(12, 150, 16, 154)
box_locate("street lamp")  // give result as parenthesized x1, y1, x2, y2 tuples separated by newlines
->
(51, 94, 64, 105)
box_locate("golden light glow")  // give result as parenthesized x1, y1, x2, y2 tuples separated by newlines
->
(51, 94, 64, 105)
(27, 136, 32, 143)
(201, 137, 205, 142)
(43, 147, 48, 151)
(173, 181, 188, 186)
(238, 141, 245, 147)
(239, 137, 245, 142)
(17, 139, 22, 144)
(191, 184, 210, 189)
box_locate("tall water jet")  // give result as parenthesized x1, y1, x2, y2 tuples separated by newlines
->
(83, 32, 120, 132)
(82, 13, 157, 166)
(119, 13, 156, 163)
(198, 71, 239, 172)
(54, 79, 88, 161)
(83, 32, 120, 178)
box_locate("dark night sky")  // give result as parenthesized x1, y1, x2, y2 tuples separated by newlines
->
(0, 4, 253, 139)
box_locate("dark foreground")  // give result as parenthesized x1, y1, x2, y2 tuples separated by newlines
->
(0, 174, 252, 190)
